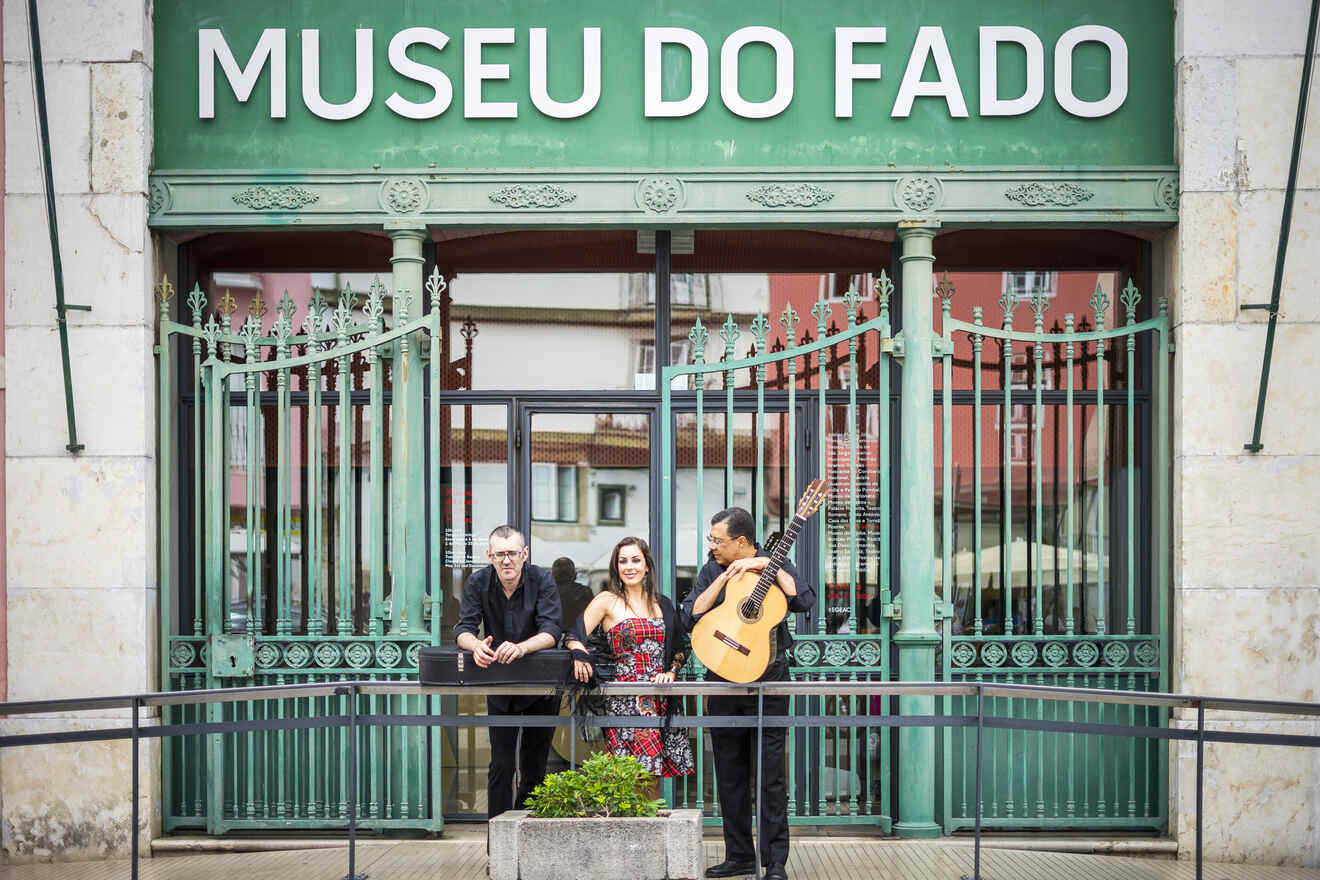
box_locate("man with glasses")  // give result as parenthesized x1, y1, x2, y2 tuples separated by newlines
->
(681, 507, 817, 880)
(456, 524, 562, 818)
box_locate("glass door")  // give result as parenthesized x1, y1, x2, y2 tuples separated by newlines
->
(520, 406, 654, 768)
(522, 408, 653, 593)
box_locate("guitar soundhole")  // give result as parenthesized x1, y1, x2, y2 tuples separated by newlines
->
(738, 600, 761, 623)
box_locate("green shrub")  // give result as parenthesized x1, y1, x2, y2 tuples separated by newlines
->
(525, 753, 664, 818)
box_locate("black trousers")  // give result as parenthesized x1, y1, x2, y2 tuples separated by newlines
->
(707, 660, 791, 868)
(487, 695, 558, 819)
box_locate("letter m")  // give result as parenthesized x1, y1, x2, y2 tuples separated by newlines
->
(199, 29, 287, 119)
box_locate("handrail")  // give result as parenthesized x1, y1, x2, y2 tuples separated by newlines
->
(3, 679, 1317, 718)
(2, 679, 1316, 880)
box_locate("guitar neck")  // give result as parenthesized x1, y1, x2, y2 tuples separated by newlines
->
(750, 515, 807, 603)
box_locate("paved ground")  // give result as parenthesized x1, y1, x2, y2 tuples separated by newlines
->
(3, 836, 1319, 880)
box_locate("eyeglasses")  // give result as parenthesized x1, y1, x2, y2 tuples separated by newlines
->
(705, 534, 734, 547)
(490, 550, 524, 562)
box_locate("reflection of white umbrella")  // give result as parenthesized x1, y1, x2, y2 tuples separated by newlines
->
(936, 538, 1101, 583)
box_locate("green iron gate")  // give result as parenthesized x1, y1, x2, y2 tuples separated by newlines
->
(155, 256, 1169, 835)
(156, 270, 449, 832)
(659, 272, 1170, 833)
(936, 280, 1171, 831)
(661, 277, 898, 829)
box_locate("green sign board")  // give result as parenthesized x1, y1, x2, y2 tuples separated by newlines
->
(153, 0, 1173, 172)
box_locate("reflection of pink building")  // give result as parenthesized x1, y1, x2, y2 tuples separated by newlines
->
(933, 271, 1121, 515)
(206, 273, 335, 528)
(207, 272, 320, 335)
(758, 271, 1122, 507)
(754, 271, 1127, 621)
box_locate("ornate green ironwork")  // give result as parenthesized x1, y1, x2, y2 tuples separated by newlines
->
(157, 275, 444, 833)
(938, 279, 1171, 832)
(660, 294, 895, 829)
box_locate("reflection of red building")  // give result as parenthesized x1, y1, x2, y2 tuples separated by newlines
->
(756, 271, 1130, 632)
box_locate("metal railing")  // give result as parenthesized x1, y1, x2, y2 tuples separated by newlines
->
(3, 681, 1318, 880)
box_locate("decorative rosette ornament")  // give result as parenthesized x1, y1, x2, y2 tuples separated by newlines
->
(792, 642, 821, 667)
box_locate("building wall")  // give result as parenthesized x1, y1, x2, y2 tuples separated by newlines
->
(1, 0, 1318, 865)
(1, 0, 156, 862)
(1170, 0, 1320, 867)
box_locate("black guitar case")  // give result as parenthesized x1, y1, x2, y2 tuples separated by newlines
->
(417, 647, 573, 686)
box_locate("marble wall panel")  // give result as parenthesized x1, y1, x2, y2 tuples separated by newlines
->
(5, 455, 152, 593)
(1235, 58, 1320, 193)
(5, 325, 153, 457)
(1174, 324, 1320, 457)
(1172, 191, 1238, 324)
(1175, 455, 1320, 591)
(1177, 58, 1239, 193)
(92, 63, 150, 195)
(0, 717, 156, 863)
(3, 61, 91, 195)
(1170, 716, 1320, 866)
(6, 587, 152, 701)
(1174, 587, 1320, 701)
(1236, 190, 1320, 323)
(1, 0, 149, 65)
(4, 194, 152, 328)
(1178, 0, 1313, 59)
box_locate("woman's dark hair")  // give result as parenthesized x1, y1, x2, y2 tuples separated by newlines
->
(606, 536, 660, 615)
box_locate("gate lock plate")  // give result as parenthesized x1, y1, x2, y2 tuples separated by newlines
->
(210, 634, 255, 678)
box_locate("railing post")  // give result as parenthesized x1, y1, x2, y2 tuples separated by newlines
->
(343, 683, 365, 880)
(894, 220, 943, 839)
(754, 685, 764, 880)
(1195, 700, 1205, 880)
(131, 695, 141, 880)
(963, 684, 984, 880)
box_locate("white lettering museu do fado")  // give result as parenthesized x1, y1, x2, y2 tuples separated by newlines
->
(199, 25, 1129, 122)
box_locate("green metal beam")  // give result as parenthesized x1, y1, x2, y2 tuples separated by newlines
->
(1243, 0, 1319, 453)
(26, 0, 90, 453)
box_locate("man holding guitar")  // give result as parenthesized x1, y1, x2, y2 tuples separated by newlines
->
(682, 504, 820, 880)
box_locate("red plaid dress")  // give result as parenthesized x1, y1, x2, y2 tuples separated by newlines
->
(604, 618, 695, 777)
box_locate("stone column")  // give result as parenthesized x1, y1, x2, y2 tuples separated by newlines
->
(387, 222, 428, 631)
(1170, 0, 1320, 865)
(894, 221, 942, 839)
(2, 0, 158, 861)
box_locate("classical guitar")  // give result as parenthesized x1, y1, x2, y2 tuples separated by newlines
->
(691, 479, 829, 683)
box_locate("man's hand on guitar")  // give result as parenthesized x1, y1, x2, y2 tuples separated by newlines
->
(725, 555, 798, 597)
(725, 556, 767, 578)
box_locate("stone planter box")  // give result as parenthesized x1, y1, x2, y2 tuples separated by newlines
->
(489, 809, 703, 880)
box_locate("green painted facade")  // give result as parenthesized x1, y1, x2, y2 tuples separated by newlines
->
(150, 0, 1177, 841)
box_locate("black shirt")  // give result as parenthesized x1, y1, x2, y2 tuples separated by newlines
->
(454, 563, 562, 648)
(679, 545, 817, 681)
(555, 580, 594, 642)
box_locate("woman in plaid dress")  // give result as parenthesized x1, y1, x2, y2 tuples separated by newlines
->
(567, 537, 695, 779)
